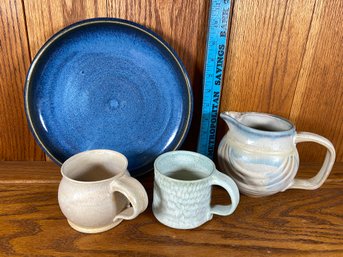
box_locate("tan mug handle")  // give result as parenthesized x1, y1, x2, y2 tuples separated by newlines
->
(289, 132, 336, 190)
(110, 175, 148, 223)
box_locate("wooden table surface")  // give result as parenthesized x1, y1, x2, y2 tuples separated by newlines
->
(0, 162, 342, 257)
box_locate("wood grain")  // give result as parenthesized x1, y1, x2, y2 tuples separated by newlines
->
(24, 0, 107, 57)
(289, 0, 343, 162)
(219, 0, 343, 162)
(0, 162, 342, 256)
(0, 161, 60, 183)
(218, 0, 316, 145)
(0, 0, 45, 161)
(220, 0, 315, 116)
(107, 0, 209, 149)
(0, 0, 342, 162)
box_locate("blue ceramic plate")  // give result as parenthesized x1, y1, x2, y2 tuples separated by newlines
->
(24, 18, 192, 177)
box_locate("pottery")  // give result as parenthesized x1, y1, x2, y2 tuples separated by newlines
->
(218, 111, 336, 197)
(24, 18, 193, 177)
(152, 151, 239, 229)
(58, 149, 148, 233)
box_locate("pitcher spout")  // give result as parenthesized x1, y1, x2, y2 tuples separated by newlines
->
(220, 111, 243, 130)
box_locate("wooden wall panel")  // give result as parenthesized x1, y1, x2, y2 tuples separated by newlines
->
(0, 0, 45, 160)
(107, 0, 209, 149)
(219, 0, 342, 162)
(219, 0, 311, 152)
(289, 0, 343, 161)
(220, 0, 316, 116)
(24, 0, 107, 57)
(0, 0, 341, 162)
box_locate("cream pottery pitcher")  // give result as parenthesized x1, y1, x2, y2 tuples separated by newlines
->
(218, 111, 336, 197)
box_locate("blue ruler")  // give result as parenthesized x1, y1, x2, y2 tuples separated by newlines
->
(197, 0, 232, 159)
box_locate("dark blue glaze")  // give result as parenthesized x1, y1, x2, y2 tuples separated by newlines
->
(25, 18, 193, 177)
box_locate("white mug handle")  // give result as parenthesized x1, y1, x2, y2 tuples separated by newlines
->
(110, 175, 148, 223)
(210, 170, 240, 216)
(289, 132, 336, 190)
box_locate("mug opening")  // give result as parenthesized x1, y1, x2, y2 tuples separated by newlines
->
(61, 150, 128, 183)
(154, 151, 214, 182)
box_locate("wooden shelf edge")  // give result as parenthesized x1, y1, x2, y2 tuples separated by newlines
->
(0, 161, 341, 185)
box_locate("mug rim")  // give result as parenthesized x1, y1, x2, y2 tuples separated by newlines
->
(154, 150, 215, 183)
(61, 149, 128, 184)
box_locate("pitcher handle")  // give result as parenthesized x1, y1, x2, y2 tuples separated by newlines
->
(289, 132, 336, 190)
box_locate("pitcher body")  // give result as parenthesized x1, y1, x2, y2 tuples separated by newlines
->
(218, 112, 335, 197)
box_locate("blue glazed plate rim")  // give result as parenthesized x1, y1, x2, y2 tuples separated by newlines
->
(24, 17, 193, 176)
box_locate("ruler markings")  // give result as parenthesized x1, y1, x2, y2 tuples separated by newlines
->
(197, 0, 232, 159)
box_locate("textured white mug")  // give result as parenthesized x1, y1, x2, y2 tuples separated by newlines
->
(152, 151, 240, 229)
(58, 150, 148, 233)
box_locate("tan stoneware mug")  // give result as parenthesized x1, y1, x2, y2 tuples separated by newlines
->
(58, 149, 148, 233)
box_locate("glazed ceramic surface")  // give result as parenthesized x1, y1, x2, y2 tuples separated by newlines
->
(152, 151, 239, 229)
(25, 18, 193, 177)
(58, 149, 148, 233)
(218, 111, 336, 197)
